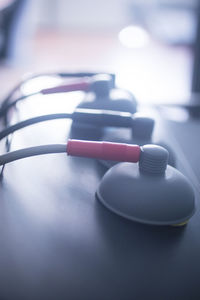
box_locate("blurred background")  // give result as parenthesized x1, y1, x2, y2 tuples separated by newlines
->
(0, 0, 199, 105)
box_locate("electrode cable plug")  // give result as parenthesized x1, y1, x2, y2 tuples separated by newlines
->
(0, 140, 140, 165)
(0, 140, 195, 226)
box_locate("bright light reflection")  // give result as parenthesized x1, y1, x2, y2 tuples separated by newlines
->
(118, 25, 150, 49)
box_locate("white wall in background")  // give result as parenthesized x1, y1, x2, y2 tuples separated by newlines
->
(27, 0, 198, 30)
(29, 0, 133, 30)
(58, 0, 130, 29)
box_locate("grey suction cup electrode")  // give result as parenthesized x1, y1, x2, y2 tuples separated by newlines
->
(96, 145, 195, 226)
(70, 74, 137, 140)
(99, 113, 176, 168)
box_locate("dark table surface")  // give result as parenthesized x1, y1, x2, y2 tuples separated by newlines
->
(0, 93, 199, 300)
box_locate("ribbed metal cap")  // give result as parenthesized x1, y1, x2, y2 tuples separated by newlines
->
(139, 145, 169, 175)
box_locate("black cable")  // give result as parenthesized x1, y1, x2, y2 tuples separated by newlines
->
(0, 108, 133, 140)
(0, 91, 39, 117)
(0, 113, 73, 140)
(0, 144, 67, 165)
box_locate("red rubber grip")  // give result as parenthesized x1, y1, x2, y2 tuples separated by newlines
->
(67, 140, 141, 162)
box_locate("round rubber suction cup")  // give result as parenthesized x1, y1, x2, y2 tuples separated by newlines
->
(96, 145, 195, 226)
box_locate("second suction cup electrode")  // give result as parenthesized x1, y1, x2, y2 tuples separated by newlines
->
(70, 74, 137, 140)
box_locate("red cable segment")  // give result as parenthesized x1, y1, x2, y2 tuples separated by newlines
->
(67, 140, 141, 162)
(41, 80, 90, 94)
(0, 140, 141, 166)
